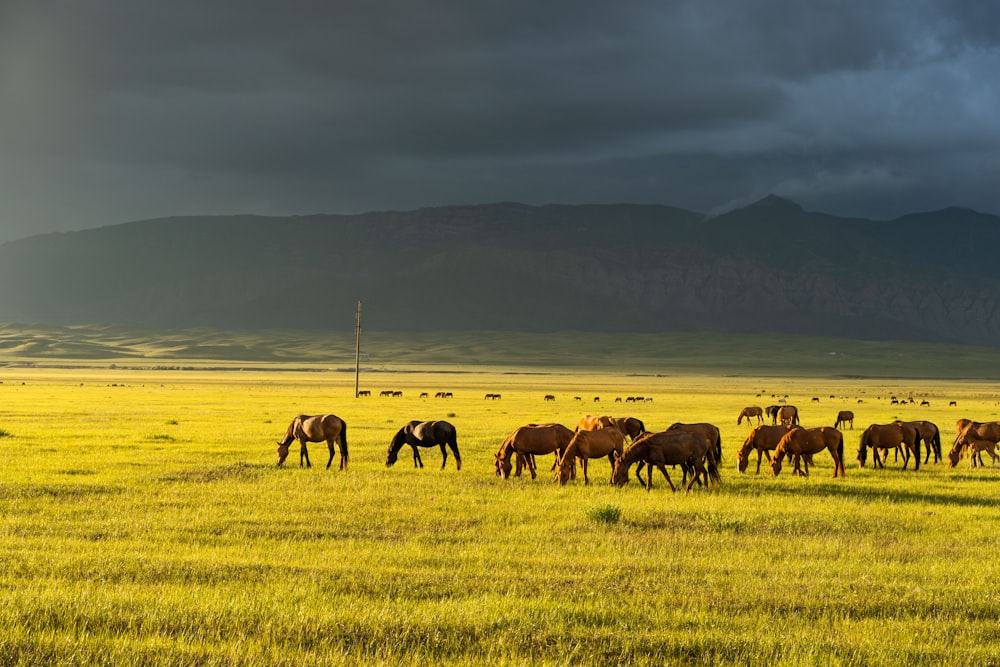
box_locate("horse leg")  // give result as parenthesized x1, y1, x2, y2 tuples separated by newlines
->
(657, 465, 676, 492)
(581, 458, 590, 485)
(411, 445, 423, 468)
(325, 439, 336, 470)
(449, 440, 462, 471)
(685, 462, 706, 492)
(755, 450, 764, 475)
(635, 462, 646, 485)
(299, 439, 311, 468)
(439, 443, 448, 470)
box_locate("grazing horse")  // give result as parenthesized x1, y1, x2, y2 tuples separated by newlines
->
(611, 416, 647, 442)
(777, 405, 799, 425)
(765, 405, 782, 424)
(276, 414, 348, 470)
(834, 410, 855, 430)
(494, 423, 573, 480)
(949, 435, 999, 467)
(611, 431, 721, 493)
(770, 426, 845, 477)
(668, 422, 722, 463)
(899, 420, 942, 463)
(857, 423, 921, 470)
(386, 420, 461, 470)
(555, 426, 625, 485)
(737, 424, 794, 474)
(575, 414, 615, 432)
(737, 406, 764, 426)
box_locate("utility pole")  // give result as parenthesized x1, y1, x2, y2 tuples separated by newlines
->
(354, 300, 362, 398)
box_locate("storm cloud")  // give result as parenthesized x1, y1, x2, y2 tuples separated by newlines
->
(1, 0, 998, 242)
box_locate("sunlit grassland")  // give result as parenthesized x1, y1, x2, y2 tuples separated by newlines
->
(0, 365, 999, 665)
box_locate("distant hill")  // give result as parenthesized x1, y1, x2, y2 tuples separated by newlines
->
(1, 198, 998, 345)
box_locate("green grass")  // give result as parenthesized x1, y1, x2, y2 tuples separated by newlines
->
(0, 349, 998, 664)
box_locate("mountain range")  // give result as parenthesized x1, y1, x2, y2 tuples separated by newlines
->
(1, 196, 997, 345)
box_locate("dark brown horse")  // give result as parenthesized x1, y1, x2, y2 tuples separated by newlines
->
(494, 423, 573, 480)
(386, 420, 461, 470)
(611, 416, 647, 442)
(770, 426, 845, 477)
(898, 420, 941, 463)
(276, 414, 348, 470)
(555, 426, 625, 485)
(667, 422, 722, 463)
(611, 431, 721, 492)
(834, 410, 854, 430)
(737, 424, 794, 474)
(737, 406, 764, 425)
(857, 422, 921, 470)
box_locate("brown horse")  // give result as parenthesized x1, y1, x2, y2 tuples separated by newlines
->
(834, 410, 854, 430)
(611, 431, 721, 492)
(575, 414, 615, 432)
(737, 424, 794, 474)
(949, 435, 999, 467)
(494, 423, 574, 480)
(611, 416, 647, 442)
(667, 422, 722, 464)
(770, 426, 845, 477)
(777, 405, 799, 425)
(857, 422, 921, 470)
(555, 425, 625, 486)
(898, 420, 942, 463)
(737, 406, 764, 425)
(276, 414, 348, 470)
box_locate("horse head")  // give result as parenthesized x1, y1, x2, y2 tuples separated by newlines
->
(494, 453, 512, 478)
(610, 457, 630, 486)
(276, 441, 291, 467)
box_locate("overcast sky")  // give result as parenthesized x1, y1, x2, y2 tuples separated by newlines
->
(1, 1, 998, 243)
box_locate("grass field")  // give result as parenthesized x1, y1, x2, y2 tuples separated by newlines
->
(1, 338, 1000, 665)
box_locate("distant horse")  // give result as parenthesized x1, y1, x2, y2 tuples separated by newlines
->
(857, 422, 921, 470)
(555, 426, 625, 485)
(386, 420, 461, 470)
(667, 422, 722, 463)
(737, 406, 764, 426)
(777, 405, 799, 425)
(834, 410, 854, 430)
(765, 405, 782, 424)
(770, 426, 845, 477)
(494, 423, 573, 480)
(611, 416, 647, 442)
(380, 390, 393, 397)
(544, 394, 556, 401)
(276, 414, 348, 470)
(898, 420, 941, 463)
(575, 414, 615, 432)
(737, 424, 794, 474)
(357, 390, 371, 397)
(611, 431, 720, 492)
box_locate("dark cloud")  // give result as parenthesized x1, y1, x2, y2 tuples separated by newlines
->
(1, 0, 998, 242)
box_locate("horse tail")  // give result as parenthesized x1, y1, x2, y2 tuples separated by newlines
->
(706, 446, 722, 486)
(715, 431, 723, 463)
(933, 425, 942, 458)
(912, 430, 921, 470)
(836, 431, 845, 474)
(340, 419, 349, 462)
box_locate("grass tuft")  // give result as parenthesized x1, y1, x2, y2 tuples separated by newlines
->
(585, 503, 623, 525)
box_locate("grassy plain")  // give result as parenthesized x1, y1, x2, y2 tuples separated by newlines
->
(1, 338, 1000, 665)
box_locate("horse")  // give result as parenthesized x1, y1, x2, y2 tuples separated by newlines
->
(575, 414, 615, 432)
(611, 431, 720, 492)
(765, 405, 782, 424)
(737, 424, 794, 474)
(276, 414, 348, 470)
(770, 426, 845, 477)
(611, 416, 647, 442)
(857, 422, 921, 470)
(494, 423, 573, 480)
(777, 405, 799, 425)
(949, 435, 999, 467)
(555, 425, 625, 485)
(834, 410, 854, 430)
(386, 420, 461, 470)
(737, 406, 764, 426)
(667, 422, 722, 463)
(898, 420, 941, 463)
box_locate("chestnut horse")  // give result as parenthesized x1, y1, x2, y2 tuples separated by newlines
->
(898, 420, 941, 463)
(949, 434, 999, 467)
(667, 422, 722, 464)
(857, 422, 921, 470)
(777, 405, 799, 426)
(611, 431, 720, 492)
(611, 416, 647, 442)
(737, 406, 764, 426)
(276, 414, 348, 470)
(834, 410, 854, 430)
(386, 420, 461, 470)
(555, 425, 625, 485)
(494, 423, 573, 480)
(737, 424, 794, 474)
(575, 414, 615, 432)
(770, 426, 845, 477)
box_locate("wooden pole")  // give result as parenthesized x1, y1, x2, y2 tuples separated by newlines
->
(354, 300, 362, 398)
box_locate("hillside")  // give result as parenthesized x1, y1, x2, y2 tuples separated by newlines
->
(1, 198, 998, 345)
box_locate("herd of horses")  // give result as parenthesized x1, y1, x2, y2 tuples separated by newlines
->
(272, 403, 997, 491)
